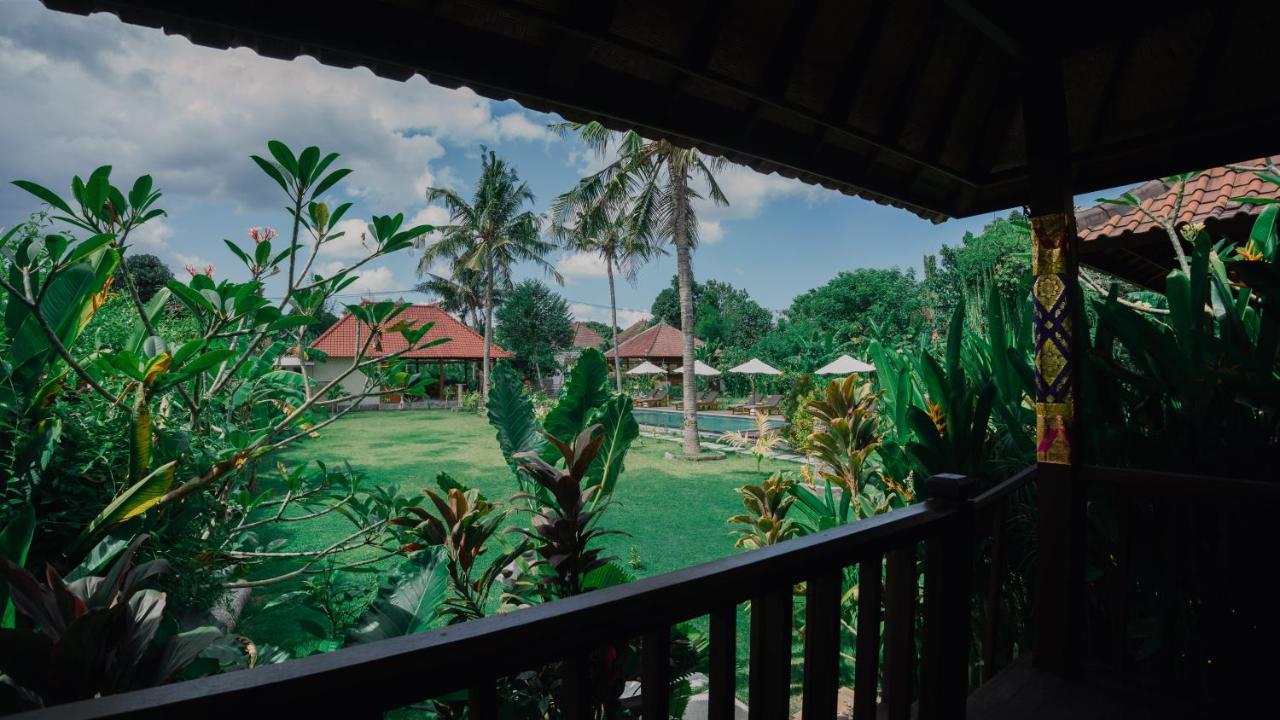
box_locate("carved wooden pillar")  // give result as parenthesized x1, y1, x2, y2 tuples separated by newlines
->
(1024, 56, 1085, 676)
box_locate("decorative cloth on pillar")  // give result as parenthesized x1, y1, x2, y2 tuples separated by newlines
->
(1033, 212, 1073, 465)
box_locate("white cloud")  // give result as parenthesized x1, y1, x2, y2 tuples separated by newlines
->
(697, 219, 724, 244)
(128, 217, 172, 251)
(0, 1, 555, 218)
(569, 302, 649, 328)
(410, 205, 452, 229)
(318, 218, 373, 260)
(496, 112, 552, 142)
(314, 261, 398, 295)
(556, 251, 608, 281)
(174, 252, 215, 275)
(694, 164, 828, 228)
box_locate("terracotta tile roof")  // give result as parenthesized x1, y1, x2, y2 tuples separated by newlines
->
(1075, 157, 1280, 288)
(604, 321, 701, 359)
(614, 319, 649, 345)
(1077, 157, 1280, 242)
(571, 322, 605, 349)
(310, 304, 510, 360)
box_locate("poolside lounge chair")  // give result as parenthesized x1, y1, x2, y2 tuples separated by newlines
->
(634, 386, 668, 408)
(670, 390, 705, 410)
(728, 393, 760, 414)
(733, 394, 782, 415)
(697, 390, 721, 410)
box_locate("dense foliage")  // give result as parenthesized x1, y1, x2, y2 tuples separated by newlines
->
(494, 279, 574, 385)
(114, 253, 174, 302)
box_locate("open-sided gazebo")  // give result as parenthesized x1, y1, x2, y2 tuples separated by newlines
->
(32, 2, 1280, 719)
(310, 303, 509, 404)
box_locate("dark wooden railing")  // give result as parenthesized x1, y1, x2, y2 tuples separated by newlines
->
(14, 469, 1039, 720)
(1078, 465, 1280, 704)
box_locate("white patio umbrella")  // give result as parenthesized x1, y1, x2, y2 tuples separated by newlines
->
(674, 360, 721, 376)
(815, 354, 876, 375)
(625, 360, 666, 375)
(728, 357, 781, 402)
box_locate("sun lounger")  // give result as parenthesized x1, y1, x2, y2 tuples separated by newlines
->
(697, 390, 721, 410)
(733, 393, 782, 415)
(634, 387, 668, 408)
(670, 390, 706, 410)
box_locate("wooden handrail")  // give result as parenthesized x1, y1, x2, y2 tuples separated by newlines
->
(973, 465, 1038, 512)
(1082, 465, 1280, 500)
(13, 498, 955, 720)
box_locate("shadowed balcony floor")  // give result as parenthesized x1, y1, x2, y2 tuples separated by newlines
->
(964, 658, 1197, 720)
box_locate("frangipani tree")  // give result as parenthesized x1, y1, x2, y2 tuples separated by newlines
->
(1, 141, 440, 593)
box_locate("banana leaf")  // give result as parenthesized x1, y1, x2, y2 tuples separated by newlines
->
(347, 549, 447, 643)
(0, 505, 36, 629)
(540, 349, 610, 464)
(75, 461, 177, 551)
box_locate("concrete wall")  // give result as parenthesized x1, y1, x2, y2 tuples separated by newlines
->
(310, 358, 378, 407)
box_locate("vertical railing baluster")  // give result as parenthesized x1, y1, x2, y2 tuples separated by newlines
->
(561, 653, 593, 720)
(920, 474, 977, 720)
(749, 587, 793, 720)
(642, 627, 671, 718)
(469, 678, 498, 720)
(801, 568, 841, 719)
(853, 556, 883, 720)
(1115, 493, 1132, 678)
(882, 546, 916, 720)
(982, 502, 1006, 683)
(709, 606, 737, 720)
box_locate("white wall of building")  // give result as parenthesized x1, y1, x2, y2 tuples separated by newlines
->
(310, 358, 379, 407)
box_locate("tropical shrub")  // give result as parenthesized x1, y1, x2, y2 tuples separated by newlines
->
(0, 535, 220, 712)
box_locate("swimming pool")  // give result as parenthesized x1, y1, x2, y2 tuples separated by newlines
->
(631, 407, 786, 433)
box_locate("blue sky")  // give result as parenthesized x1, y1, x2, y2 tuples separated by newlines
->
(0, 0, 1008, 325)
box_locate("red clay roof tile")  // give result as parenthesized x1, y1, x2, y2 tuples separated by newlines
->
(310, 304, 509, 360)
(604, 321, 701, 359)
(1077, 157, 1280, 242)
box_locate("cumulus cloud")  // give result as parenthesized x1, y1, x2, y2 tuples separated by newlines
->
(314, 261, 399, 295)
(318, 218, 374, 260)
(697, 219, 724, 244)
(128, 218, 173, 251)
(0, 0, 554, 218)
(690, 164, 828, 244)
(569, 302, 649, 328)
(556, 251, 608, 281)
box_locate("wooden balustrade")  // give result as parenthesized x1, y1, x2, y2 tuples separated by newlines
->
(12, 469, 1041, 720)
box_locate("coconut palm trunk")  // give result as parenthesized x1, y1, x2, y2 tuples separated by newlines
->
(672, 173, 700, 454)
(606, 256, 624, 393)
(482, 260, 495, 401)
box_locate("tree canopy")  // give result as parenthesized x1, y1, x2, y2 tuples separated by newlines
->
(495, 279, 574, 383)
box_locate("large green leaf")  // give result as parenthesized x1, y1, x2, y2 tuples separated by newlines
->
(8, 251, 118, 388)
(76, 461, 177, 549)
(125, 287, 172, 353)
(486, 362, 544, 474)
(541, 349, 610, 464)
(0, 505, 36, 629)
(347, 550, 447, 643)
(587, 394, 639, 502)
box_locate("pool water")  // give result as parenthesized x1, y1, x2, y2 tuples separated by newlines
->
(632, 407, 786, 433)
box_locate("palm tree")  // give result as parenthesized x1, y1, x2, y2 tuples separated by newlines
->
(557, 122, 728, 454)
(420, 149, 561, 401)
(549, 199, 664, 393)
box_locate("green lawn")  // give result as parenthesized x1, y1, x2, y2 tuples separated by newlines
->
(237, 408, 792, 655)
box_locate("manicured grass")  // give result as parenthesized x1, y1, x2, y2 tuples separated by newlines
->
(237, 408, 792, 656)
